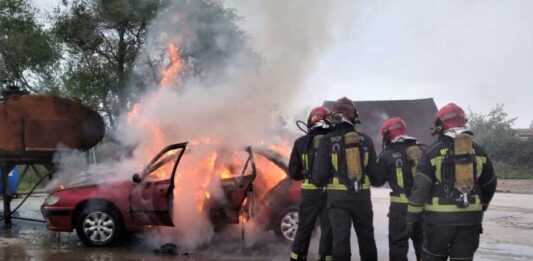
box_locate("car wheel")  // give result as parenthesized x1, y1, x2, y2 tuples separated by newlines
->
(75, 205, 123, 247)
(274, 205, 299, 242)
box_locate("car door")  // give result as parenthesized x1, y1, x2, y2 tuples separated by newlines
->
(129, 143, 187, 226)
(217, 146, 257, 224)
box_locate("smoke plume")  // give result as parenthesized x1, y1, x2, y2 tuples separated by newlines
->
(116, 0, 336, 247)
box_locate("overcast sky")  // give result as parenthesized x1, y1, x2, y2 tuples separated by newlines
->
(306, 1, 533, 128)
(35, 0, 533, 127)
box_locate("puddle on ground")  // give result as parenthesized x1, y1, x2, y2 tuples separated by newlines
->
(0, 221, 290, 261)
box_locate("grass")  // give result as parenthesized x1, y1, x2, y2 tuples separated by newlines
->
(4, 165, 48, 193)
(493, 161, 533, 179)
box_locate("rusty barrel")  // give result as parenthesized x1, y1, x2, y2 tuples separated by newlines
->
(0, 95, 105, 162)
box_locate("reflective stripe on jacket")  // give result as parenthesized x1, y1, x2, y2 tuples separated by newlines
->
(313, 123, 379, 192)
(288, 128, 330, 190)
(375, 139, 422, 205)
(407, 135, 497, 226)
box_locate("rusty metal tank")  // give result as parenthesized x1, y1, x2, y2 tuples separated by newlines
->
(0, 94, 105, 162)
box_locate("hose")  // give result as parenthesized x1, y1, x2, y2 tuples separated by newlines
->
(0, 171, 51, 222)
(296, 120, 309, 134)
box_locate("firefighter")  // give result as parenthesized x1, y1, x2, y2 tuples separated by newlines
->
(289, 106, 333, 261)
(313, 97, 378, 261)
(406, 103, 497, 261)
(374, 117, 424, 261)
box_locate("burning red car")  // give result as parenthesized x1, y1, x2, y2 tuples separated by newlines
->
(41, 143, 257, 246)
(41, 141, 302, 246)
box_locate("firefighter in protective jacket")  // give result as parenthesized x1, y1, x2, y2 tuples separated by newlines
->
(289, 106, 333, 261)
(375, 117, 424, 261)
(406, 103, 497, 261)
(314, 97, 378, 261)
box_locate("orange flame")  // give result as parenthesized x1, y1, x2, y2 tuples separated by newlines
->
(239, 197, 249, 224)
(253, 154, 287, 200)
(160, 43, 183, 88)
(126, 42, 184, 127)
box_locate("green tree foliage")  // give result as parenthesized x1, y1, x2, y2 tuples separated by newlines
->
(141, 0, 259, 85)
(469, 104, 517, 156)
(470, 105, 533, 178)
(130, 0, 260, 99)
(0, 0, 58, 91)
(52, 0, 164, 125)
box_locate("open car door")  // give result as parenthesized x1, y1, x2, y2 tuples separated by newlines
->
(210, 146, 257, 225)
(129, 142, 187, 226)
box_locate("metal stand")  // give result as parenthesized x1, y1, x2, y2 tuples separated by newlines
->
(1, 162, 52, 225)
(1, 162, 14, 226)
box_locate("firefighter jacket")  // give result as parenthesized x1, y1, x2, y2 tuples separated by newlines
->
(288, 128, 330, 190)
(407, 134, 497, 226)
(313, 122, 379, 194)
(375, 139, 423, 209)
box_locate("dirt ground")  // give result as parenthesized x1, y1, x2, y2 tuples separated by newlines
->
(496, 179, 533, 194)
(1, 188, 533, 260)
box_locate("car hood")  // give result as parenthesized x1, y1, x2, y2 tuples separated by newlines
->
(48, 170, 131, 192)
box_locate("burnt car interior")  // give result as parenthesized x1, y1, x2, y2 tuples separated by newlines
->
(130, 143, 258, 227)
(209, 146, 257, 226)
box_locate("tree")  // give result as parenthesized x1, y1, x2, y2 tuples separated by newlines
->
(469, 104, 517, 156)
(128, 0, 260, 105)
(0, 0, 58, 91)
(138, 0, 259, 85)
(51, 0, 165, 125)
(470, 105, 533, 178)
(52, 0, 258, 126)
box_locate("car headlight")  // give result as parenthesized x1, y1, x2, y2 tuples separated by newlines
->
(44, 195, 60, 206)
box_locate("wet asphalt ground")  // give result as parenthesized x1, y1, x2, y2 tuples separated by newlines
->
(1, 188, 532, 260)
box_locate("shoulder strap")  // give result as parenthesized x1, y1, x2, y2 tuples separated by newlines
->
(299, 135, 314, 176)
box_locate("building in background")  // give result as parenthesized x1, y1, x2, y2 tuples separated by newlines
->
(323, 98, 438, 151)
(515, 128, 533, 142)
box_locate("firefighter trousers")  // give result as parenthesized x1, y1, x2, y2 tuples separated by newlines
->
(290, 189, 333, 261)
(327, 193, 377, 261)
(388, 206, 423, 261)
(421, 224, 481, 261)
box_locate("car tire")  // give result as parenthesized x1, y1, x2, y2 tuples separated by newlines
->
(273, 204, 299, 243)
(75, 204, 124, 247)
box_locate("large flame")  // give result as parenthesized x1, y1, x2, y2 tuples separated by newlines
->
(254, 154, 287, 200)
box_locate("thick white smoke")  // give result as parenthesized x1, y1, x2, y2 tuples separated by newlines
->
(113, 0, 337, 247)
(119, 0, 336, 146)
